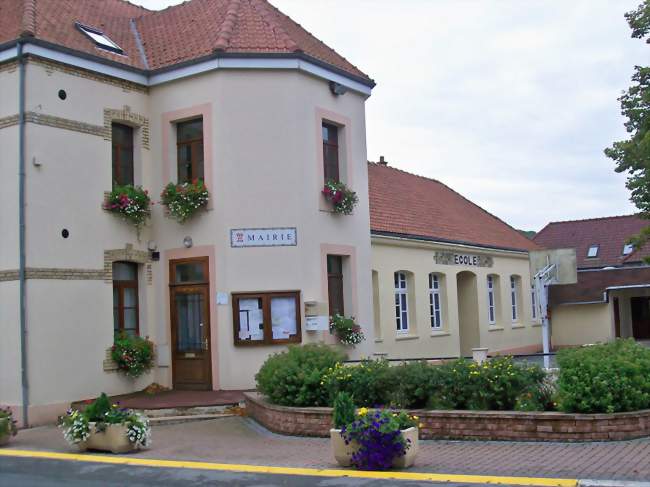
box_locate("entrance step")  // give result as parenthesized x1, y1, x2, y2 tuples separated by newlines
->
(142, 405, 234, 418)
(148, 413, 235, 426)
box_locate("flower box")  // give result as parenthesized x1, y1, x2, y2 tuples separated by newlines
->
(78, 423, 139, 454)
(331, 426, 419, 469)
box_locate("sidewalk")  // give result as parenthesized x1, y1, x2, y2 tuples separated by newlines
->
(8, 416, 650, 482)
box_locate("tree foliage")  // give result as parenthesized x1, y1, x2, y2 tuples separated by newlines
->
(605, 1, 650, 252)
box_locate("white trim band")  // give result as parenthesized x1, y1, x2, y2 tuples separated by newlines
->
(0, 43, 373, 95)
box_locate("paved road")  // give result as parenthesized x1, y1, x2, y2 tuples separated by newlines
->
(0, 457, 535, 487)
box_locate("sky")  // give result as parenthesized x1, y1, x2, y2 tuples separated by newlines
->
(133, 0, 648, 231)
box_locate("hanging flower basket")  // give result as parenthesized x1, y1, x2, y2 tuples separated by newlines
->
(329, 314, 365, 346)
(322, 180, 358, 215)
(160, 179, 209, 223)
(103, 185, 152, 228)
(111, 333, 155, 379)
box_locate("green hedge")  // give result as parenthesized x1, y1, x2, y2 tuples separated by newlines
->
(256, 346, 548, 411)
(255, 344, 346, 407)
(557, 339, 650, 413)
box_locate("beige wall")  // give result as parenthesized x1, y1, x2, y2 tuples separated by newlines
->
(551, 303, 612, 347)
(371, 236, 542, 359)
(0, 58, 373, 419)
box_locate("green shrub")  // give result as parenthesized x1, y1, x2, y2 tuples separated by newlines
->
(332, 392, 356, 429)
(387, 361, 442, 409)
(556, 339, 650, 413)
(255, 344, 346, 407)
(427, 358, 547, 411)
(322, 359, 395, 407)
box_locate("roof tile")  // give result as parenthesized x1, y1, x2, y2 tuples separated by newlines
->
(368, 163, 539, 252)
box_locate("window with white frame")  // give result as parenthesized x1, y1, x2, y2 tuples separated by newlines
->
(531, 286, 537, 320)
(394, 272, 409, 333)
(487, 275, 496, 325)
(510, 276, 519, 322)
(429, 273, 442, 329)
(587, 245, 599, 258)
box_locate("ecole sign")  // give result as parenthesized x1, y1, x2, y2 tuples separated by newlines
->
(434, 251, 493, 268)
(230, 227, 297, 248)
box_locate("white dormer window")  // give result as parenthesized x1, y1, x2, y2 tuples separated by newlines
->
(623, 243, 634, 255)
(587, 245, 599, 258)
(76, 23, 123, 54)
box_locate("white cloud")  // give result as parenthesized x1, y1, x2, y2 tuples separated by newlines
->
(133, 0, 646, 230)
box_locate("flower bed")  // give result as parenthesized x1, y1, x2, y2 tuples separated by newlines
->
(245, 392, 650, 442)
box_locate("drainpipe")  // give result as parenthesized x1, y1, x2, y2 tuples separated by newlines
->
(17, 40, 29, 428)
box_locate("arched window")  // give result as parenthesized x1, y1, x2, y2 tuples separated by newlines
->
(510, 275, 521, 322)
(429, 273, 443, 329)
(394, 271, 409, 333)
(486, 274, 499, 325)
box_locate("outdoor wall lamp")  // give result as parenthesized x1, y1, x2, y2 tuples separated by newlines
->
(183, 236, 193, 248)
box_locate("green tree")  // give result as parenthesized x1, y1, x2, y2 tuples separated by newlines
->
(605, 1, 650, 252)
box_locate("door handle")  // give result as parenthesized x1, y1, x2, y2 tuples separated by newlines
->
(203, 337, 209, 351)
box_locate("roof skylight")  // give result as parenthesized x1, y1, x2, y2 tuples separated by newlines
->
(587, 245, 599, 258)
(623, 243, 634, 255)
(76, 23, 123, 54)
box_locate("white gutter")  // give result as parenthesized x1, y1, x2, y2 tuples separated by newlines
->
(0, 43, 373, 96)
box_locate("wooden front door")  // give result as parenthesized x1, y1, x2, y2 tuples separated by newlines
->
(170, 258, 212, 390)
(631, 297, 650, 340)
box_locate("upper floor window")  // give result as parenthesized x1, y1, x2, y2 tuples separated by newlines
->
(429, 273, 443, 329)
(510, 276, 519, 322)
(394, 272, 409, 333)
(112, 123, 134, 187)
(487, 275, 496, 325)
(112, 262, 139, 336)
(322, 122, 340, 183)
(587, 245, 599, 258)
(327, 255, 345, 317)
(177, 118, 204, 184)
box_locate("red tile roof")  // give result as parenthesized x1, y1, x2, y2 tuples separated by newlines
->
(0, 0, 372, 83)
(368, 163, 539, 252)
(533, 215, 650, 269)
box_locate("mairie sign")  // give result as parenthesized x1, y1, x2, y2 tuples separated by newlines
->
(434, 251, 493, 268)
(230, 227, 297, 248)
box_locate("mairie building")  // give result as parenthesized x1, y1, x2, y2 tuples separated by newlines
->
(1, 0, 541, 427)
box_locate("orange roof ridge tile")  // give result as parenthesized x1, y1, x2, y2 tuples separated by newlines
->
(250, 0, 299, 52)
(214, 0, 242, 51)
(540, 214, 640, 226)
(21, 0, 36, 37)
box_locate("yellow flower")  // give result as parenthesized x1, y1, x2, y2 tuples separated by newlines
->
(412, 415, 419, 420)
(358, 407, 369, 416)
(419, 423, 424, 428)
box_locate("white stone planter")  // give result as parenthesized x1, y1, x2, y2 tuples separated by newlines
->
(331, 427, 419, 469)
(78, 423, 139, 454)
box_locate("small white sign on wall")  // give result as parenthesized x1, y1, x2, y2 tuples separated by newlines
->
(305, 316, 329, 331)
(230, 227, 297, 248)
(216, 292, 229, 305)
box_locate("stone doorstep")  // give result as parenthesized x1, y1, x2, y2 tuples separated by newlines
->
(148, 414, 236, 426)
(141, 405, 234, 418)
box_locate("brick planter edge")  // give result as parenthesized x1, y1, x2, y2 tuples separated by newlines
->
(244, 392, 650, 441)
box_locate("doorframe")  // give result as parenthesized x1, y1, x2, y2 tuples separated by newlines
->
(168, 254, 214, 390)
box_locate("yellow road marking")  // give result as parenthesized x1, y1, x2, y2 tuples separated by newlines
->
(0, 448, 577, 486)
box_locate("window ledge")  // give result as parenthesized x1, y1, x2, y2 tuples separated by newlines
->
(532, 322, 543, 327)
(488, 326, 505, 332)
(395, 334, 419, 341)
(430, 330, 450, 338)
(511, 324, 526, 329)
(374, 338, 384, 343)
